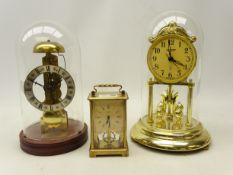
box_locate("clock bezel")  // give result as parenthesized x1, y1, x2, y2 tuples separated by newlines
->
(147, 33, 197, 84)
(24, 65, 75, 112)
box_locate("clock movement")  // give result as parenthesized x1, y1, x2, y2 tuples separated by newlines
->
(17, 22, 87, 155)
(131, 12, 211, 152)
(88, 84, 128, 157)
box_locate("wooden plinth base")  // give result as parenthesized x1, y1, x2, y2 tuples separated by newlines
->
(19, 120, 88, 156)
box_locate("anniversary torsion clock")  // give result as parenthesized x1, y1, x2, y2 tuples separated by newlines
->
(17, 22, 87, 156)
(88, 84, 128, 157)
(131, 15, 211, 152)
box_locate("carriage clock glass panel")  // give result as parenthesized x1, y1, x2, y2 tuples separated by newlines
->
(131, 11, 211, 152)
(16, 21, 87, 156)
(88, 84, 128, 157)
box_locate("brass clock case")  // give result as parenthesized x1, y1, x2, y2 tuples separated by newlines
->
(88, 84, 128, 157)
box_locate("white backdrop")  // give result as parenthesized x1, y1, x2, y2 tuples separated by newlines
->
(0, 0, 233, 175)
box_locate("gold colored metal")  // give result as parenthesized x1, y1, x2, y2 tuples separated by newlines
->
(131, 115, 210, 152)
(155, 85, 184, 130)
(186, 79, 194, 127)
(147, 22, 197, 84)
(149, 22, 196, 43)
(24, 40, 75, 135)
(40, 110, 68, 134)
(33, 40, 65, 53)
(88, 84, 128, 157)
(40, 45, 67, 133)
(131, 21, 211, 152)
(131, 79, 210, 151)
(93, 84, 122, 92)
(147, 78, 154, 124)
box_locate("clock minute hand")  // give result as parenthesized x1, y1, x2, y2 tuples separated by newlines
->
(173, 59, 185, 67)
(28, 79, 44, 88)
(168, 39, 172, 57)
(168, 57, 185, 67)
(34, 81, 44, 88)
(106, 115, 110, 128)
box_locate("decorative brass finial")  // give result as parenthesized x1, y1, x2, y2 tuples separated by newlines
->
(149, 21, 196, 43)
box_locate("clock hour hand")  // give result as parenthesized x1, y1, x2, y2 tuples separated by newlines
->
(173, 59, 185, 67)
(168, 56, 185, 67)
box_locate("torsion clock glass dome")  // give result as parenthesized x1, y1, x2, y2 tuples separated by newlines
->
(131, 11, 211, 152)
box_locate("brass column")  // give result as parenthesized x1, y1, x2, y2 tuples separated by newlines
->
(186, 79, 194, 127)
(147, 78, 154, 124)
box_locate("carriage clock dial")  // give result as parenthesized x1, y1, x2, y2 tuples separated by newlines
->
(93, 100, 124, 146)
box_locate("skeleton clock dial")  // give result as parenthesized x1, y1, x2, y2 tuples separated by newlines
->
(24, 65, 75, 112)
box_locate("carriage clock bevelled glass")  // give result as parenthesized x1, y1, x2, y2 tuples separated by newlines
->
(131, 12, 211, 152)
(88, 84, 128, 157)
(16, 21, 88, 156)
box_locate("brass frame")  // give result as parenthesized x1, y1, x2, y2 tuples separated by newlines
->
(131, 78, 211, 152)
(88, 84, 128, 157)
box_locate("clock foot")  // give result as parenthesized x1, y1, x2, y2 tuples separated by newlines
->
(131, 115, 211, 152)
(89, 142, 129, 157)
(19, 119, 88, 156)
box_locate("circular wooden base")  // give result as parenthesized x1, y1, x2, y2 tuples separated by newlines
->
(19, 120, 88, 156)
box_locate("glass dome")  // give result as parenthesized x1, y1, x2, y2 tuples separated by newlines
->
(16, 21, 87, 156)
(131, 11, 211, 152)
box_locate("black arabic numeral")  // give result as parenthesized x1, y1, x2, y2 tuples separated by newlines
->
(161, 70, 165, 76)
(154, 64, 159, 70)
(168, 73, 172, 79)
(152, 56, 157, 61)
(154, 48, 160, 53)
(161, 42, 165, 47)
(177, 70, 181, 76)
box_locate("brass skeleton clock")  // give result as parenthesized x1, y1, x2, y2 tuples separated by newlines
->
(88, 84, 128, 157)
(23, 41, 75, 134)
(18, 26, 88, 156)
(131, 21, 211, 152)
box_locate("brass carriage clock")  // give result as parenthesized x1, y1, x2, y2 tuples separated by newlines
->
(131, 18, 211, 151)
(17, 22, 87, 155)
(88, 84, 128, 157)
